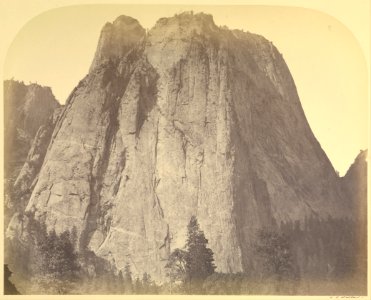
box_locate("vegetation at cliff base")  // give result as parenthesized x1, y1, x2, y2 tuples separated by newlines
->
(165, 215, 216, 293)
(4, 213, 363, 295)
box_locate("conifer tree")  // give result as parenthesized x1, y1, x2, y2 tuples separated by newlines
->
(141, 272, 151, 294)
(117, 270, 125, 293)
(184, 216, 216, 292)
(123, 262, 133, 293)
(134, 277, 143, 294)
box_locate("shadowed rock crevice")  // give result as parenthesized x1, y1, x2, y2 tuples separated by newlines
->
(135, 61, 159, 138)
(79, 52, 160, 251)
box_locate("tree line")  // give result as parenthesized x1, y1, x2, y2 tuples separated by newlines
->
(6, 212, 297, 294)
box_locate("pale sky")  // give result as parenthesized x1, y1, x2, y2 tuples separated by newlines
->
(3, 5, 368, 176)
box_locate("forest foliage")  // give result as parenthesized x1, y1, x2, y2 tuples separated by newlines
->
(5, 213, 359, 295)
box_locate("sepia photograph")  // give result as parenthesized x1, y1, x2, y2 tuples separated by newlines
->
(1, 2, 369, 296)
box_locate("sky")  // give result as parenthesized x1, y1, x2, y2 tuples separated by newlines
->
(3, 4, 368, 176)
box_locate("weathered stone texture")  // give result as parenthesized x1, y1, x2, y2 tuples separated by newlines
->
(11, 12, 361, 280)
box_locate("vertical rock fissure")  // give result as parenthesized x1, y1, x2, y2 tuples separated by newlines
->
(79, 65, 136, 251)
(79, 103, 119, 251)
(7, 13, 362, 285)
(223, 51, 246, 272)
(172, 59, 184, 116)
(154, 192, 164, 218)
(196, 150, 205, 209)
(181, 137, 188, 183)
(152, 117, 165, 218)
(135, 60, 159, 138)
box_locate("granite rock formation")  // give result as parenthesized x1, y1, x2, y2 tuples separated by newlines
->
(342, 150, 367, 210)
(4, 80, 60, 219)
(4, 80, 60, 179)
(7, 12, 366, 282)
(341, 150, 368, 278)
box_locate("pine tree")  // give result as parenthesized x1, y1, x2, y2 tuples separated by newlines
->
(184, 216, 216, 292)
(117, 270, 125, 293)
(58, 230, 80, 278)
(123, 262, 133, 293)
(134, 277, 143, 294)
(141, 272, 151, 294)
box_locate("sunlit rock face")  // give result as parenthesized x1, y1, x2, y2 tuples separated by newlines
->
(12, 12, 361, 281)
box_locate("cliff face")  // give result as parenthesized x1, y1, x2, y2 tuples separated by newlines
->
(341, 150, 368, 277)
(342, 150, 367, 206)
(10, 13, 358, 280)
(4, 80, 60, 220)
(4, 80, 60, 180)
(8, 107, 64, 216)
